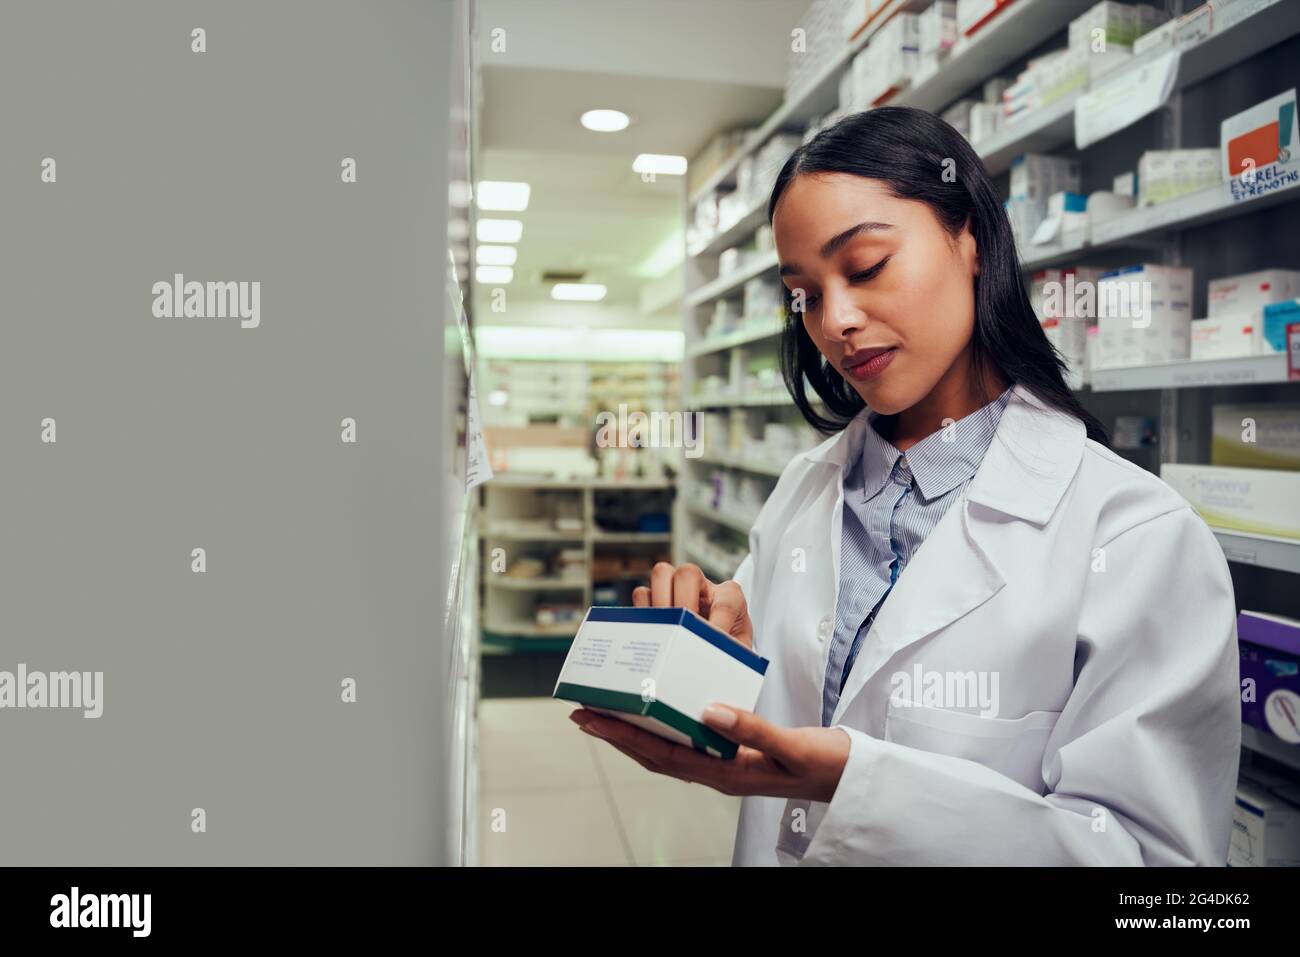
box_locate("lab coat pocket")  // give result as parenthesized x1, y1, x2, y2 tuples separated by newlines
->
(883, 701, 1060, 794)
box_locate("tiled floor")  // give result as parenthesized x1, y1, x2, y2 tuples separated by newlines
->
(477, 697, 740, 866)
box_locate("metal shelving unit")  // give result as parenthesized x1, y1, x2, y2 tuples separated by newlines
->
(480, 477, 675, 650)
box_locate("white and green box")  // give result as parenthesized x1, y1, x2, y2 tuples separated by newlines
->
(1211, 404, 1300, 470)
(554, 607, 768, 759)
(1161, 463, 1300, 540)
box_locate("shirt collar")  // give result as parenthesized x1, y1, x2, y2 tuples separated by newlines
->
(859, 386, 1014, 504)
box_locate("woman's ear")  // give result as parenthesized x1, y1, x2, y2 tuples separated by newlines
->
(957, 224, 979, 276)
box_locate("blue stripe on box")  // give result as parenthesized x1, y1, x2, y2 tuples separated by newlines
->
(585, 606, 768, 674)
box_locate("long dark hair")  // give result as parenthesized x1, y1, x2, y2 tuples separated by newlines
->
(768, 107, 1109, 446)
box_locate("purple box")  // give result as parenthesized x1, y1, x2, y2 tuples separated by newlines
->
(1239, 611, 1300, 747)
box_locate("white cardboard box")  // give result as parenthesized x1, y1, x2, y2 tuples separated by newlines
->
(554, 606, 768, 759)
(1208, 269, 1300, 318)
(1095, 264, 1193, 368)
(1160, 463, 1300, 540)
(1190, 314, 1264, 361)
(1229, 779, 1300, 867)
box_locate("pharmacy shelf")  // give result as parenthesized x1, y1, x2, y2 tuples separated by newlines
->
(1020, 170, 1300, 271)
(976, 91, 1079, 177)
(683, 544, 744, 582)
(489, 476, 672, 490)
(687, 389, 794, 409)
(1213, 529, 1300, 576)
(482, 618, 579, 639)
(891, 0, 1096, 113)
(480, 478, 674, 655)
(1017, 226, 1094, 270)
(1090, 354, 1291, 392)
(1126, 0, 1297, 101)
(590, 531, 672, 543)
(1241, 725, 1300, 774)
(690, 198, 768, 259)
(687, 0, 1099, 250)
(686, 251, 780, 307)
(686, 320, 784, 358)
(687, 0, 921, 207)
(686, 501, 758, 536)
(1090, 174, 1300, 247)
(695, 451, 788, 478)
(485, 577, 588, 592)
(480, 526, 587, 542)
(976, 0, 1300, 176)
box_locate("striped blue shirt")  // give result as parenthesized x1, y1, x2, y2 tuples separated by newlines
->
(820, 386, 1014, 726)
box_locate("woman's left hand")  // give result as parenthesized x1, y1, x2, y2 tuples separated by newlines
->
(569, 705, 851, 802)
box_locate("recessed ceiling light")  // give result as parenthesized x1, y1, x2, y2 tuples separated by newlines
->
(476, 180, 531, 211)
(448, 218, 470, 242)
(551, 283, 607, 302)
(476, 219, 523, 243)
(581, 109, 630, 132)
(633, 154, 687, 176)
(476, 265, 514, 284)
(476, 245, 518, 266)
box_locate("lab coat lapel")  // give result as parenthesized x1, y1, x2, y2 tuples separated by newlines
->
(829, 384, 1086, 725)
(831, 491, 1003, 724)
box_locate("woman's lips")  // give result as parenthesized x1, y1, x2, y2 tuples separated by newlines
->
(843, 347, 896, 381)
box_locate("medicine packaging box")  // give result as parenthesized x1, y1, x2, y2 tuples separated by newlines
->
(1160, 463, 1300, 540)
(1265, 299, 1300, 353)
(1190, 315, 1263, 362)
(1221, 88, 1298, 182)
(1211, 404, 1300, 470)
(1237, 610, 1300, 750)
(553, 606, 768, 759)
(1137, 149, 1220, 206)
(1229, 778, 1300, 867)
(1208, 268, 1300, 318)
(1095, 264, 1192, 368)
(957, 0, 1011, 37)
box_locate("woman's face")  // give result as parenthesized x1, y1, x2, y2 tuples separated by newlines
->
(771, 172, 980, 415)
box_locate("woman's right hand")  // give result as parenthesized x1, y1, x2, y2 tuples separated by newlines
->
(632, 562, 754, 650)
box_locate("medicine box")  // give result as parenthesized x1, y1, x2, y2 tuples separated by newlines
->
(1230, 778, 1300, 866)
(1212, 404, 1300, 470)
(553, 606, 768, 759)
(1160, 463, 1300, 540)
(1095, 264, 1192, 368)
(919, 0, 957, 55)
(1221, 88, 1299, 182)
(1237, 610, 1300, 749)
(1137, 149, 1220, 206)
(1190, 315, 1263, 361)
(1209, 269, 1300, 319)
(1265, 299, 1300, 353)
(1070, 2, 1166, 50)
(957, 0, 1011, 37)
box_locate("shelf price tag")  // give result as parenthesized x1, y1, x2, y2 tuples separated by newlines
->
(466, 368, 495, 490)
(1075, 50, 1180, 150)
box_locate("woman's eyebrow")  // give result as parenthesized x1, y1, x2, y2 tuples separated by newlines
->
(819, 220, 895, 258)
(779, 220, 896, 276)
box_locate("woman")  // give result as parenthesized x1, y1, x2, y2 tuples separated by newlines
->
(569, 108, 1241, 866)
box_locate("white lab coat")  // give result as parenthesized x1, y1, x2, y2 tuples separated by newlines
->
(730, 383, 1240, 866)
